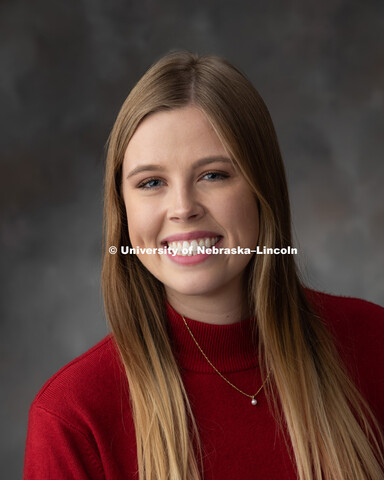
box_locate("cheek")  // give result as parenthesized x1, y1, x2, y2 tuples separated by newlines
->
(124, 198, 142, 244)
(126, 210, 142, 245)
(220, 190, 259, 234)
(125, 198, 161, 246)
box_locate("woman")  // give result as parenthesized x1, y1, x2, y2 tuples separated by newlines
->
(24, 51, 384, 479)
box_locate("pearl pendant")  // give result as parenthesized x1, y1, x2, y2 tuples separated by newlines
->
(251, 398, 257, 406)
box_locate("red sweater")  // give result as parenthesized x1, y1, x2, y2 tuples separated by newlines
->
(24, 291, 384, 479)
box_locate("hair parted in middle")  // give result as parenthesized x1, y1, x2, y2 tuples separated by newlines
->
(102, 51, 384, 480)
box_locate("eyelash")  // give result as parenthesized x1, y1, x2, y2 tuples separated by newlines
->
(137, 171, 230, 189)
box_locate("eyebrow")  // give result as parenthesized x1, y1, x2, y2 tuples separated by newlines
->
(126, 156, 233, 179)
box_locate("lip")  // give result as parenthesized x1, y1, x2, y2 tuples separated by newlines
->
(165, 236, 224, 265)
(161, 230, 222, 245)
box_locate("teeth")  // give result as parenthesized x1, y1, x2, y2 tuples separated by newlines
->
(167, 237, 219, 256)
(182, 241, 189, 250)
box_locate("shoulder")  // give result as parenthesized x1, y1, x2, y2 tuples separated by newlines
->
(30, 335, 128, 427)
(304, 289, 384, 354)
(305, 288, 384, 316)
(25, 337, 134, 478)
(304, 289, 384, 340)
(305, 289, 384, 423)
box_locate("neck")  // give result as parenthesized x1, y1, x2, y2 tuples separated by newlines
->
(165, 279, 249, 326)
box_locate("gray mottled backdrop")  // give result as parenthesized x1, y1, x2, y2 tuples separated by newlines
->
(1, 0, 383, 477)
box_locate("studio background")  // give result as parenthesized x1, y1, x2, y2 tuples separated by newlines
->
(1, 1, 383, 477)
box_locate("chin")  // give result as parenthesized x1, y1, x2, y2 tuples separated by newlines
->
(165, 276, 228, 298)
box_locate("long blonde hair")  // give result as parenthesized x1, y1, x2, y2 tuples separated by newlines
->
(102, 51, 384, 480)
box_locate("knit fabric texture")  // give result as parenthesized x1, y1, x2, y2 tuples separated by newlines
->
(24, 291, 384, 479)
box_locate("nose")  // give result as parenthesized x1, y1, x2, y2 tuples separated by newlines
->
(167, 185, 205, 222)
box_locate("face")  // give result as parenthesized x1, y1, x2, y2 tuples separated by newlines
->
(122, 106, 259, 302)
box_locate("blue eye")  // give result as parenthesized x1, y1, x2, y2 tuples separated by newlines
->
(137, 178, 165, 189)
(137, 171, 229, 189)
(202, 171, 229, 181)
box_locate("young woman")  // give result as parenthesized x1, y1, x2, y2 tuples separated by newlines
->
(24, 51, 384, 480)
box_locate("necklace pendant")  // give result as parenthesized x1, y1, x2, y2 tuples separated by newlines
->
(251, 398, 257, 406)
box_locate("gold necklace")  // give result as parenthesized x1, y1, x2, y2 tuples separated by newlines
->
(181, 315, 270, 406)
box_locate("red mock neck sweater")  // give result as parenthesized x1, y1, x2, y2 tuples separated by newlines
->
(24, 291, 384, 479)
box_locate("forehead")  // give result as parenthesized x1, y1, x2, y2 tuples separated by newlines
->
(123, 106, 229, 165)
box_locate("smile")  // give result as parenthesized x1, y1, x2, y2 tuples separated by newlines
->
(167, 237, 220, 256)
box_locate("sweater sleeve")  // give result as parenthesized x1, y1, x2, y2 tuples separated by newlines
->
(24, 403, 104, 480)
